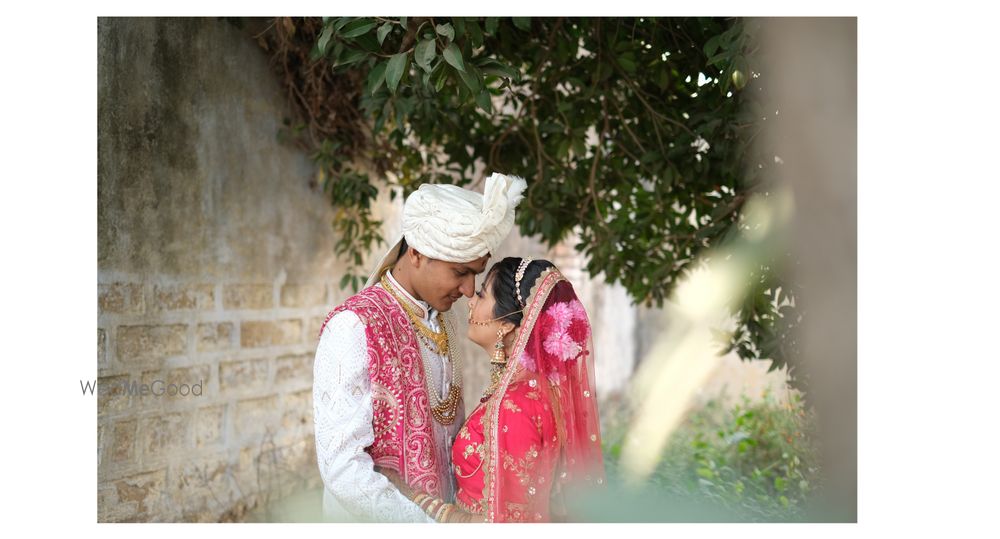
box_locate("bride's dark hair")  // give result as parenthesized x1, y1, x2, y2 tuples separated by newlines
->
(485, 257, 556, 327)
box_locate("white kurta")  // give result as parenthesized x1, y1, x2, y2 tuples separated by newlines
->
(312, 272, 464, 522)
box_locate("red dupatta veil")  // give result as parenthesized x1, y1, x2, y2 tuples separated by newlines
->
(481, 268, 605, 521)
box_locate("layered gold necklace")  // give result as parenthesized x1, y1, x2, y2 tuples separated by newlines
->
(380, 272, 462, 425)
(480, 361, 508, 403)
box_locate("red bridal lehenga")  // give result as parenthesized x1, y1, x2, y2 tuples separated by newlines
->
(453, 267, 606, 522)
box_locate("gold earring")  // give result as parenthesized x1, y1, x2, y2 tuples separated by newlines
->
(492, 328, 507, 364)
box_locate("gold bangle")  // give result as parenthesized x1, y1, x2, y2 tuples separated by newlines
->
(425, 498, 440, 517)
(435, 502, 451, 522)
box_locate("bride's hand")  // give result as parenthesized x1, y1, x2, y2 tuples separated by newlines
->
(444, 507, 479, 523)
(376, 466, 481, 522)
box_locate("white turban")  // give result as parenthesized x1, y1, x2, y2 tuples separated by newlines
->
(402, 173, 527, 262)
(363, 173, 527, 287)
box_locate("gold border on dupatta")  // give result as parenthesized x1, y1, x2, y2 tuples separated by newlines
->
(481, 268, 565, 521)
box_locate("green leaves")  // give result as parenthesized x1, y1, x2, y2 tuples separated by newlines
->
(318, 25, 334, 54)
(377, 22, 392, 46)
(287, 17, 791, 375)
(596, 387, 820, 520)
(435, 22, 455, 42)
(456, 64, 483, 93)
(467, 20, 483, 48)
(334, 47, 367, 68)
(442, 42, 465, 72)
(703, 34, 722, 58)
(414, 38, 437, 72)
(704, 20, 752, 95)
(366, 61, 387, 95)
(655, 392, 818, 519)
(475, 90, 492, 112)
(476, 57, 519, 82)
(618, 51, 637, 73)
(331, 17, 353, 33)
(385, 52, 408, 94)
(485, 17, 499, 35)
(340, 19, 377, 38)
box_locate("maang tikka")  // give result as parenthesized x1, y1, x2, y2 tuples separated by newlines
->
(514, 257, 533, 307)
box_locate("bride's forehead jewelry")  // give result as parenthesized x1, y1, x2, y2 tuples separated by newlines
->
(514, 257, 533, 307)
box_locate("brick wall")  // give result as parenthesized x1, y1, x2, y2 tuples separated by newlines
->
(96, 17, 356, 521)
(97, 279, 340, 521)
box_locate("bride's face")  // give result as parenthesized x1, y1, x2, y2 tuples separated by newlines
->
(467, 274, 503, 352)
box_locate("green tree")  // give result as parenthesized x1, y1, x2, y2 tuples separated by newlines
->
(257, 16, 802, 384)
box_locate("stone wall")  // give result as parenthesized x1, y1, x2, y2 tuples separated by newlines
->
(97, 17, 342, 521)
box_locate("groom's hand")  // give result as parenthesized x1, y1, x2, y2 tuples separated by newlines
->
(375, 466, 415, 499)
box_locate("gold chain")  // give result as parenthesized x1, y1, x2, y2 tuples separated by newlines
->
(480, 358, 509, 403)
(383, 274, 450, 355)
(482, 368, 502, 401)
(380, 272, 462, 425)
(432, 385, 462, 425)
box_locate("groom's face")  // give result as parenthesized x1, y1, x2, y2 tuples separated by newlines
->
(412, 252, 490, 312)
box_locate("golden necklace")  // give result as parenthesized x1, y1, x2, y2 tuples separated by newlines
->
(380, 272, 462, 425)
(481, 344, 510, 403)
(381, 273, 449, 355)
(480, 362, 507, 403)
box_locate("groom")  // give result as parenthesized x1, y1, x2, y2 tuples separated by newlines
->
(312, 173, 527, 522)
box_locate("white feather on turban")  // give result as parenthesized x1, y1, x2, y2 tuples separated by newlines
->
(364, 173, 527, 287)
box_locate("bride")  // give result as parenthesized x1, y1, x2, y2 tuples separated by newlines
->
(384, 257, 605, 522)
